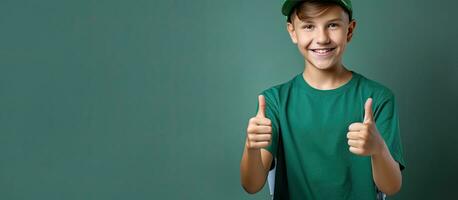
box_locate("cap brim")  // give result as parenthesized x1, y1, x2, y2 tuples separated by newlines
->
(281, 0, 353, 19)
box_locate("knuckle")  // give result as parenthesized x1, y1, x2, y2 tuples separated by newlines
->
(247, 141, 253, 148)
(248, 134, 254, 141)
(253, 142, 261, 148)
(266, 119, 272, 125)
(251, 142, 257, 148)
(267, 134, 272, 141)
(267, 126, 273, 133)
(252, 143, 259, 149)
(246, 126, 253, 133)
(250, 134, 258, 142)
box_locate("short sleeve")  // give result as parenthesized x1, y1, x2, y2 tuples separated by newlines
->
(254, 89, 280, 161)
(373, 92, 407, 171)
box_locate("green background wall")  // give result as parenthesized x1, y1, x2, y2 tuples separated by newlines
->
(1, 0, 457, 199)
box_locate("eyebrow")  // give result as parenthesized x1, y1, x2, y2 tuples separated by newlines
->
(327, 18, 343, 22)
(301, 18, 343, 23)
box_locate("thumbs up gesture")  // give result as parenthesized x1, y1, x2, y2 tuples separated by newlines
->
(347, 98, 385, 156)
(245, 95, 272, 150)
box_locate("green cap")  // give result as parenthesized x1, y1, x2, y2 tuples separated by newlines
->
(282, 0, 353, 20)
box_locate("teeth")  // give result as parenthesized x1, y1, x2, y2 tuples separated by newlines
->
(312, 48, 333, 53)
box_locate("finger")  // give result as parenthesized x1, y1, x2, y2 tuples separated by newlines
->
(349, 146, 363, 155)
(249, 141, 270, 149)
(253, 125, 272, 134)
(364, 98, 374, 124)
(249, 117, 271, 126)
(347, 139, 361, 148)
(256, 118, 271, 126)
(346, 131, 363, 140)
(247, 124, 272, 134)
(256, 95, 266, 118)
(249, 134, 272, 142)
(348, 122, 364, 131)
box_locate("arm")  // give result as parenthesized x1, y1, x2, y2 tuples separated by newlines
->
(371, 141, 402, 196)
(347, 97, 403, 196)
(240, 142, 273, 194)
(240, 95, 274, 194)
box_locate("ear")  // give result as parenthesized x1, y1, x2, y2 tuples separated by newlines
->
(286, 22, 298, 44)
(346, 19, 356, 42)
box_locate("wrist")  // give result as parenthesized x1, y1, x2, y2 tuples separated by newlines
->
(372, 140, 389, 158)
(245, 140, 262, 153)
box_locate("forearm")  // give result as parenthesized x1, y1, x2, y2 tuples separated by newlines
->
(240, 142, 268, 194)
(371, 142, 402, 195)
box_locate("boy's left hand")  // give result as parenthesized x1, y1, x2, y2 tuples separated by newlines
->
(347, 98, 385, 156)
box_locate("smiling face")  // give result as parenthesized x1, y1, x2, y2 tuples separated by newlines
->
(286, 3, 356, 71)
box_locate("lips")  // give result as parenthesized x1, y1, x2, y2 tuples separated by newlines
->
(310, 47, 336, 56)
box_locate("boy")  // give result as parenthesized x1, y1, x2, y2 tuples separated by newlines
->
(240, 0, 406, 199)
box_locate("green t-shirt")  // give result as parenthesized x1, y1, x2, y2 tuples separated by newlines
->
(255, 70, 406, 200)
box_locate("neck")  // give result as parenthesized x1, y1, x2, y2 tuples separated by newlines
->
(302, 63, 352, 90)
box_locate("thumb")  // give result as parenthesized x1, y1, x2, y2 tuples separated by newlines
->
(256, 95, 266, 118)
(363, 98, 373, 123)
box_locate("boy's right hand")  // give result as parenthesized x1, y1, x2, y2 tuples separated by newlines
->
(245, 95, 272, 150)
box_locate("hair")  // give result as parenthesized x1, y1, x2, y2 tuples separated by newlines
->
(287, 0, 352, 23)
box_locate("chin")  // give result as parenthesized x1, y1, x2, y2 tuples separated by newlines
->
(308, 60, 338, 71)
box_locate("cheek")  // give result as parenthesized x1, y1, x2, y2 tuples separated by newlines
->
(296, 35, 312, 50)
(296, 41, 311, 56)
(332, 32, 349, 46)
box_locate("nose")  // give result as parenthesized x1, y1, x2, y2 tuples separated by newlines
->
(315, 28, 330, 45)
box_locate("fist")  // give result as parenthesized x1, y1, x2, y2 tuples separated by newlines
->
(347, 98, 385, 156)
(245, 95, 272, 150)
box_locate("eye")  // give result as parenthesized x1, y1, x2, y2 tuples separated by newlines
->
(303, 24, 314, 31)
(328, 23, 339, 29)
